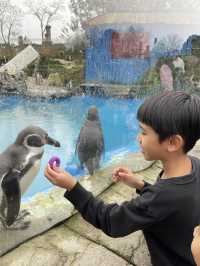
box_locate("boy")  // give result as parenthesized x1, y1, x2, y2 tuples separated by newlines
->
(45, 91, 200, 266)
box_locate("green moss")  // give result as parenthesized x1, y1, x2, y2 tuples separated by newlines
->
(139, 68, 160, 87)
(61, 61, 84, 86)
(48, 73, 64, 86)
(25, 55, 84, 87)
(24, 62, 35, 76)
(191, 38, 200, 57)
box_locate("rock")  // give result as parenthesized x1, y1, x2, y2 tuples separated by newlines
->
(0, 74, 27, 95)
(172, 57, 185, 73)
(160, 64, 173, 91)
(48, 73, 63, 87)
(0, 152, 152, 257)
(184, 55, 199, 66)
(0, 226, 131, 266)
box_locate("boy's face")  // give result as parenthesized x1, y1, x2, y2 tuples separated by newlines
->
(137, 122, 168, 161)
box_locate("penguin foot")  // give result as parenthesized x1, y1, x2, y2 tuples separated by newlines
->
(7, 210, 31, 231)
(12, 209, 31, 230)
(7, 221, 31, 231)
(16, 209, 30, 221)
(0, 210, 31, 231)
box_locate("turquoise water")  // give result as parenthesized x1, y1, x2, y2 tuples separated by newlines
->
(0, 96, 142, 200)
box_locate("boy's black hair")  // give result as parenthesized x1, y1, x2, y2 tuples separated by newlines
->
(137, 90, 200, 152)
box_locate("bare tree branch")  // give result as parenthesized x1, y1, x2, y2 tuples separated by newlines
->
(0, 1, 22, 47)
(24, 0, 66, 42)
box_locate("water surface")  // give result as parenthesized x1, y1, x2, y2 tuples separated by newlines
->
(0, 95, 142, 199)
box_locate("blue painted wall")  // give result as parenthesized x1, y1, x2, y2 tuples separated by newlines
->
(85, 26, 153, 85)
(84, 23, 199, 85)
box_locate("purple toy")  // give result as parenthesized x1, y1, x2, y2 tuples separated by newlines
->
(48, 156, 61, 168)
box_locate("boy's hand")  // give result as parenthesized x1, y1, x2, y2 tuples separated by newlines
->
(193, 225, 200, 238)
(112, 167, 144, 190)
(44, 164, 77, 191)
(191, 225, 200, 266)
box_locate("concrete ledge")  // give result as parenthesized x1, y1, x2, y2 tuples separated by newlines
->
(1, 139, 200, 265)
(1, 226, 134, 266)
(0, 152, 153, 256)
(1, 156, 158, 266)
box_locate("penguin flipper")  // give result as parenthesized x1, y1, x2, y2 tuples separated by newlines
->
(1, 170, 21, 226)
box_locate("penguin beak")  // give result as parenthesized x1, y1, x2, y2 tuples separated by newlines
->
(46, 136, 60, 147)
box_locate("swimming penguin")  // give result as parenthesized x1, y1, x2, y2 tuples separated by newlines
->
(76, 106, 104, 175)
(0, 125, 60, 229)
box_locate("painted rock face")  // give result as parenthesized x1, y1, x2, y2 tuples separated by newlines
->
(160, 64, 173, 91)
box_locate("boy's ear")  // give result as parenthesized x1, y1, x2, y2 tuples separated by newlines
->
(167, 135, 184, 152)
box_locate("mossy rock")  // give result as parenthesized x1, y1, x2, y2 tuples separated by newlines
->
(48, 73, 64, 87)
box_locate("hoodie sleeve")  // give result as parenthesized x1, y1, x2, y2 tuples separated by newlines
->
(64, 182, 166, 237)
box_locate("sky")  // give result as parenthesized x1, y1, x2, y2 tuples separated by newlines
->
(10, 0, 200, 43)
(11, 0, 70, 42)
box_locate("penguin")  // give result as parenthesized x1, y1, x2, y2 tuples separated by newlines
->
(0, 125, 60, 229)
(76, 106, 105, 175)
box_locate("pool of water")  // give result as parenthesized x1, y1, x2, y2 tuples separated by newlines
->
(0, 95, 142, 200)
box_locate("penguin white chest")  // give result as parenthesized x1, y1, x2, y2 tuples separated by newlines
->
(20, 159, 41, 195)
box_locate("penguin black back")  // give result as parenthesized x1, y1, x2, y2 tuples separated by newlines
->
(0, 125, 60, 229)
